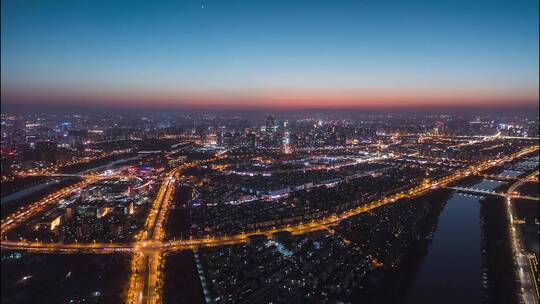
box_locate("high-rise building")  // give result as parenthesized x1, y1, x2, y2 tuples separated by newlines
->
(216, 127, 225, 146)
(265, 115, 275, 133)
(246, 133, 256, 148)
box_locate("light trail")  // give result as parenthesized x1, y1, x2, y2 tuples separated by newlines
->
(0, 177, 99, 236)
(2, 146, 536, 254)
(126, 158, 216, 304)
(506, 170, 539, 304)
(1, 173, 141, 237)
(1, 146, 537, 304)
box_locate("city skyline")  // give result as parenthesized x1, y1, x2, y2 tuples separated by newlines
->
(1, 1, 539, 304)
(1, 111, 539, 304)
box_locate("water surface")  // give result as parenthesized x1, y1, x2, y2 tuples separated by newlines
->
(406, 179, 502, 304)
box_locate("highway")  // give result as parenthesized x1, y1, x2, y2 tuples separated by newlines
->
(505, 171, 539, 304)
(2, 145, 536, 255)
(127, 168, 179, 304)
(0, 177, 99, 236)
(126, 159, 214, 304)
(1, 146, 538, 304)
(1, 173, 140, 237)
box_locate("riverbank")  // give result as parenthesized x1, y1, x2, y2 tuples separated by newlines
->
(347, 188, 452, 303)
(480, 195, 519, 303)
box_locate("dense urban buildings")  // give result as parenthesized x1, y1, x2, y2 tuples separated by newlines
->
(0, 112, 538, 304)
(2, 0, 539, 303)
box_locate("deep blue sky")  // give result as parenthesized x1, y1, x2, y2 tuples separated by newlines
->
(1, 0, 538, 110)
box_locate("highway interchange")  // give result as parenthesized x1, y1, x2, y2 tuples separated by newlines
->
(1, 145, 538, 304)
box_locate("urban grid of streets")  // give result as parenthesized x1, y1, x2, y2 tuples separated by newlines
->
(0, 142, 538, 304)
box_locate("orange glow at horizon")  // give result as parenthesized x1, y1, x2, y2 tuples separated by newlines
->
(2, 85, 538, 109)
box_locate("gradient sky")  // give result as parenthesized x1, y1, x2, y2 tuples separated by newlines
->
(1, 0, 539, 110)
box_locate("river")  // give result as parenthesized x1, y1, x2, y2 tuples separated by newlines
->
(406, 179, 505, 304)
(0, 155, 141, 206)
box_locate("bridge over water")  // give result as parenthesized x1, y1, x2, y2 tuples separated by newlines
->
(446, 186, 539, 201)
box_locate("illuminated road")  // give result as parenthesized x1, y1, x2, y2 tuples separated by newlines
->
(0, 177, 99, 236)
(1, 146, 538, 304)
(127, 159, 214, 304)
(506, 171, 539, 304)
(1, 173, 141, 237)
(446, 187, 539, 201)
(424, 134, 539, 140)
(127, 169, 179, 304)
(2, 146, 537, 254)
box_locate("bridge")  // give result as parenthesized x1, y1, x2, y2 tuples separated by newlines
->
(447, 187, 539, 201)
(503, 165, 538, 172)
(1, 145, 538, 304)
(426, 134, 539, 140)
(479, 174, 520, 182)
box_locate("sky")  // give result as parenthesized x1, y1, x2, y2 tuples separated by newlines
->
(1, 0, 539, 111)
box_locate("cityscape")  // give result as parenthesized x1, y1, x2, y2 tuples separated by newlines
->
(1, 1, 539, 304)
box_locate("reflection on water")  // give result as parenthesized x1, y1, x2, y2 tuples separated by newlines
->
(406, 179, 504, 304)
